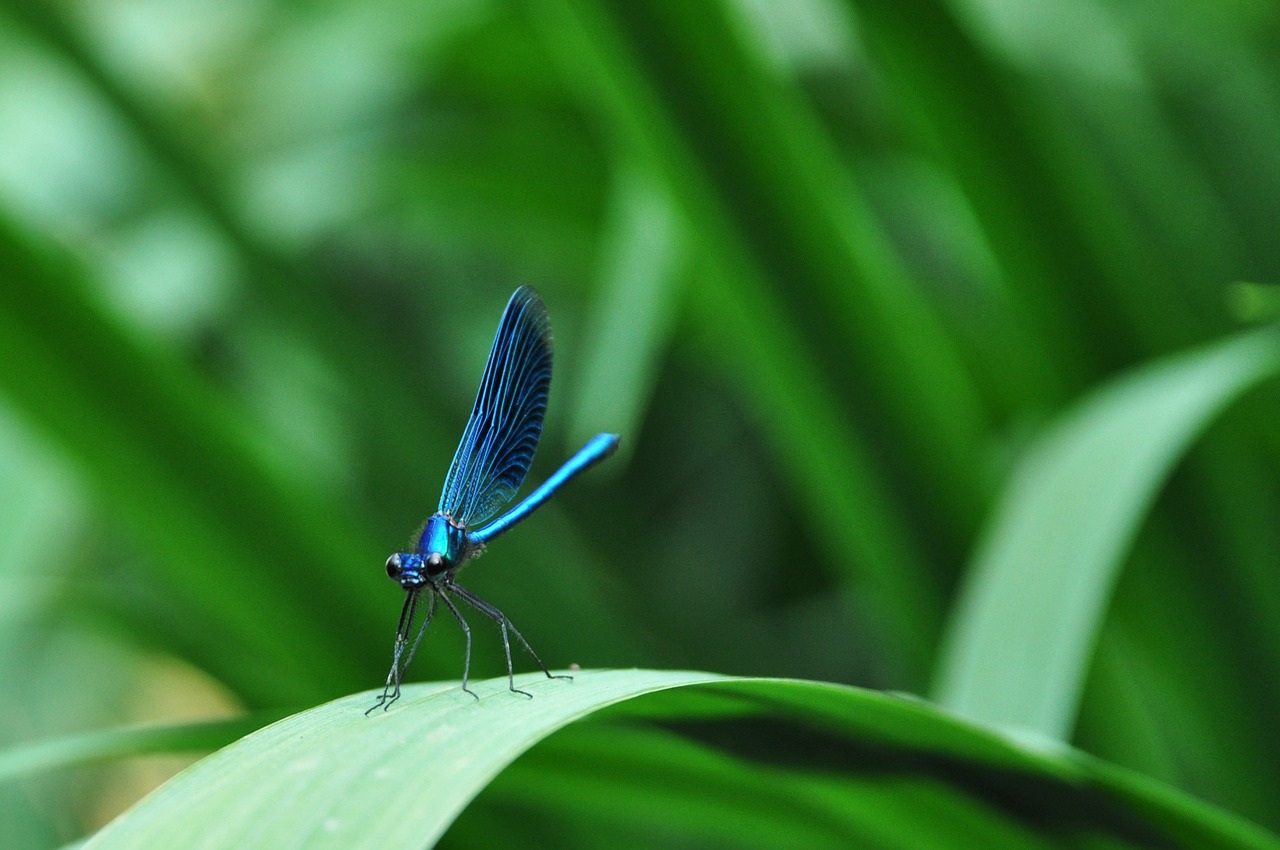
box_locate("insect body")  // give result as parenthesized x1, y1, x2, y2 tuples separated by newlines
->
(369, 286, 618, 712)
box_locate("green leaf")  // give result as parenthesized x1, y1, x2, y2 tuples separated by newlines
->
(934, 327, 1280, 739)
(83, 671, 1278, 849)
(0, 716, 276, 785)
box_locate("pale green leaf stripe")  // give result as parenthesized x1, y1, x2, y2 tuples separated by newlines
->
(0, 716, 276, 784)
(569, 164, 683, 455)
(934, 327, 1280, 739)
(81, 670, 1278, 849)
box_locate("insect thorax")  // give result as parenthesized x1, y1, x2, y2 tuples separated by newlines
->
(415, 513, 468, 568)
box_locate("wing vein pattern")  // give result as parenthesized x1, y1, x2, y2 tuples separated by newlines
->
(438, 286, 553, 527)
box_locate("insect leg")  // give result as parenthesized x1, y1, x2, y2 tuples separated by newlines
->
(451, 583, 571, 697)
(437, 589, 479, 700)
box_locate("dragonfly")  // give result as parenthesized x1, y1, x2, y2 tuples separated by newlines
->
(369, 286, 619, 712)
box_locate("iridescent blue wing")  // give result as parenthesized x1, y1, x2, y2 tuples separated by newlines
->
(438, 286, 553, 527)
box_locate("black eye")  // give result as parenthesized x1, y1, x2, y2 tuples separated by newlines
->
(385, 554, 402, 578)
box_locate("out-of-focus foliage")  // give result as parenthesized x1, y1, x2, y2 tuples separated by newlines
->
(1, 0, 1278, 846)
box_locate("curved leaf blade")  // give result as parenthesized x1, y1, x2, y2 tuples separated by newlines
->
(86, 671, 726, 850)
(934, 327, 1280, 738)
(82, 670, 1278, 850)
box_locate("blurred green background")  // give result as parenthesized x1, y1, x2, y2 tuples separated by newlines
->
(2, 0, 1280, 846)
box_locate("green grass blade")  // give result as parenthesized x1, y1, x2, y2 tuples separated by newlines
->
(848, 0, 1100, 392)
(0, 716, 277, 785)
(934, 327, 1280, 738)
(2, 1, 464, 511)
(682, 259, 942, 675)
(540, 0, 993, 523)
(0, 215, 382, 704)
(82, 671, 1279, 850)
(524, 0, 954, 679)
(568, 165, 682, 456)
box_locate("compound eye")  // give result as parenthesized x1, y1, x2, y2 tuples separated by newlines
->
(385, 554, 402, 579)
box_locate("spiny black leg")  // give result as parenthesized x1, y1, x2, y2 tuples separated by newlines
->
(398, 590, 436, 687)
(367, 588, 421, 715)
(451, 583, 571, 697)
(366, 668, 398, 716)
(438, 590, 479, 700)
(452, 586, 527, 697)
